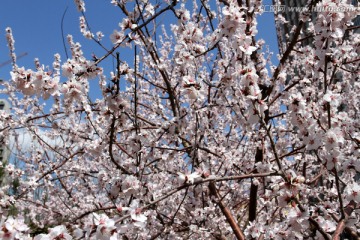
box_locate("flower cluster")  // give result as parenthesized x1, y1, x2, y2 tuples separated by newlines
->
(10, 66, 60, 99)
(0, 216, 29, 240)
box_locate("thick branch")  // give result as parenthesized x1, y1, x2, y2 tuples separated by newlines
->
(209, 181, 245, 240)
(309, 217, 331, 240)
(332, 200, 357, 240)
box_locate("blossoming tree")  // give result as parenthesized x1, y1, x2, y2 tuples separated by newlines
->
(1, 0, 359, 239)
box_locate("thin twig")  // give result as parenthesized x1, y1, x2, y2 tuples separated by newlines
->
(61, 6, 69, 59)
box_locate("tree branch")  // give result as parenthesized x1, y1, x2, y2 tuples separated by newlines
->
(209, 181, 245, 240)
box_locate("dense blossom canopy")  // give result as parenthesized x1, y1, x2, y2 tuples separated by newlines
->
(0, 0, 359, 239)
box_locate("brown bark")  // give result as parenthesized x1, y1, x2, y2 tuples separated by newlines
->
(332, 200, 357, 240)
(209, 181, 245, 240)
(248, 147, 263, 222)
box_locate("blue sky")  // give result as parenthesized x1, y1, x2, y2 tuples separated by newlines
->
(0, 0, 279, 101)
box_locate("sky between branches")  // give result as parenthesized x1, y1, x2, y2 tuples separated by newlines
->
(0, 0, 279, 102)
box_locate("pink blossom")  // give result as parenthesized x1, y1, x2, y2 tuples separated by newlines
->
(177, 171, 201, 184)
(110, 30, 124, 44)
